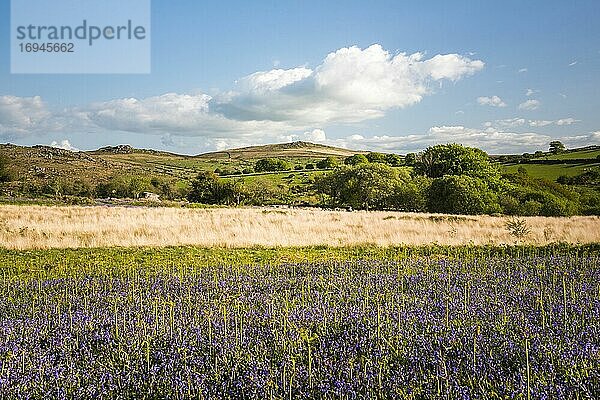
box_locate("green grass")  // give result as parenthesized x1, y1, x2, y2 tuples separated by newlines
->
(2, 243, 597, 280)
(544, 149, 600, 160)
(503, 163, 600, 180)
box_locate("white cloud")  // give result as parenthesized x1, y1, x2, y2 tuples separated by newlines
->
(0, 44, 480, 147)
(568, 61, 578, 67)
(492, 118, 526, 128)
(239, 67, 313, 92)
(560, 131, 600, 148)
(477, 96, 507, 107)
(329, 125, 553, 154)
(518, 99, 540, 110)
(0, 95, 56, 139)
(215, 44, 484, 125)
(528, 118, 580, 127)
(303, 128, 327, 142)
(49, 139, 78, 151)
(0, 45, 488, 150)
(526, 88, 536, 97)
(556, 118, 580, 126)
(518, 68, 528, 73)
(419, 53, 485, 81)
(529, 120, 554, 127)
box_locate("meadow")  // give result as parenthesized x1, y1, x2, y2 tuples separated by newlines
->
(0, 245, 598, 398)
(1, 205, 600, 249)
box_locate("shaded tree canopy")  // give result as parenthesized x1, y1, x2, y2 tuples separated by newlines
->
(414, 143, 499, 180)
(549, 141, 566, 154)
(344, 154, 369, 166)
(255, 158, 293, 172)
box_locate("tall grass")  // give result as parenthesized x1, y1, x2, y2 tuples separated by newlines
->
(0, 205, 599, 249)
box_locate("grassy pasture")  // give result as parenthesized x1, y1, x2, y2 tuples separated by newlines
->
(503, 162, 600, 180)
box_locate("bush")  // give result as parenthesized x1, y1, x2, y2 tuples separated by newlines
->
(499, 194, 521, 215)
(255, 158, 293, 172)
(188, 172, 246, 205)
(384, 153, 403, 167)
(316, 157, 338, 169)
(414, 144, 500, 181)
(315, 164, 425, 211)
(344, 154, 369, 166)
(366, 152, 387, 163)
(404, 153, 416, 166)
(0, 154, 16, 182)
(427, 175, 500, 215)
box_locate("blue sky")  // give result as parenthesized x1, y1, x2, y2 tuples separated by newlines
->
(1, 0, 599, 154)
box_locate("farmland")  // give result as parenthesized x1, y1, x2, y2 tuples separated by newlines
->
(0, 244, 598, 398)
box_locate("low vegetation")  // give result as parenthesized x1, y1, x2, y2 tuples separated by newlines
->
(1, 142, 599, 216)
(1, 205, 599, 250)
(0, 244, 598, 398)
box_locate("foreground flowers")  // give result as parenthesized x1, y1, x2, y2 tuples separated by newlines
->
(0, 251, 598, 398)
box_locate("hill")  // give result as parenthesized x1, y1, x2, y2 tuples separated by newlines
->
(197, 141, 364, 160)
(0, 141, 364, 196)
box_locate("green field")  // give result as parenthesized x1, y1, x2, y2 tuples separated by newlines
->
(503, 162, 600, 180)
(544, 148, 600, 160)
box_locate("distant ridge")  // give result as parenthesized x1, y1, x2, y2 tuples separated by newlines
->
(196, 141, 365, 160)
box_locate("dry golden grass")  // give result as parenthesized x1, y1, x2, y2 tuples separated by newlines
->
(0, 205, 599, 249)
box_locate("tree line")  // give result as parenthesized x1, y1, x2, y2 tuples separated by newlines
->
(1, 143, 599, 215)
(188, 144, 600, 216)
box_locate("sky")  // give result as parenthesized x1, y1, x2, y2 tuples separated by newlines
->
(1, 0, 599, 155)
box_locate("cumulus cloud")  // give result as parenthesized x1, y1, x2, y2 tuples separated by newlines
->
(486, 118, 526, 129)
(560, 131, 600, 148)
(556, 118, 580, 126)
(303, 129, 327, 142)
(518, 99, 540, 110)
(214, 44, 484, 125)
(1, 44, 485, 149)
(529, 120, 554, 127)
(477, 96, 507, 107)
(528, 118, 579, 127)
(0, 95, 55, 139)
(327, 125, 553, 154)
(526, 88, 536, 97)
(49, 139, 79, 151)
(518, 68, 528, 73)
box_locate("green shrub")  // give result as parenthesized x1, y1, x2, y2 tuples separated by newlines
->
(427, 175, 500, 215)
(255, 158, 293, 172)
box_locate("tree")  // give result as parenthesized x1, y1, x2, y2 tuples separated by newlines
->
(404, 153, 417, 166)
(316, 157, 338, 169)
(549, 141, 566, 154)
(427, 175, 500, 215)
(316, 164, 411, 210)
(414, 144, 500, 181)
(366, 152, 386, 163)
(188, 171, 220, 203)
(128, 177, 148, 199)
(0, 154, 15, 182)
(344, 154, 369, 166)
(254, 158, 293, 172)
(384, 153, 403, 167)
